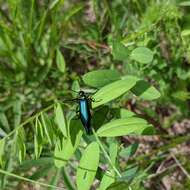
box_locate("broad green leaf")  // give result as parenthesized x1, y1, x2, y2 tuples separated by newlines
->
(82, 70, 121, 88)
(76, 142, 100, 190)
(92, 76, 139, 108)
(97, 118, 154, 137)
(54, 103, 67, 137)
(112, 41, 129, 61)
(92, 106, 109, 130)
(0, 139, 5, 166)
(54, 120, 83, 168)
(179, 1, 190, 6)
(119, 143, 138, 159)
(97, 170, 115, 190)
(121, 166, 138, 181)
(71, 80, 80, 97)
(131, 47, 153, 64)
(120, 109, 136, 118)
(41, 113, 54, 145)
(56, 49, 66, 73)
(106, 181, 129, 190)
(181, 29, 190, 37)
(131, 80, 160, 100)
(109, 141, 118, 165)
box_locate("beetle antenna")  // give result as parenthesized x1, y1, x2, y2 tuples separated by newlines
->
(70, 89, 80, 93)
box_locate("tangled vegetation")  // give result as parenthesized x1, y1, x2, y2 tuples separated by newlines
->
(0, 0, 190, 189)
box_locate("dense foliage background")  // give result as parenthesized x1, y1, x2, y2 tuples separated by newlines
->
(0, 0, 190, 189)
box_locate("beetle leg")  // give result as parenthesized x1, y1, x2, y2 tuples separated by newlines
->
(75, 106, 80, 119)
(89, 97, 102, 103)
(61, 98, 79, 103)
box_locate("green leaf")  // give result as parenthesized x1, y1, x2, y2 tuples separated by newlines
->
(92, 76, 139, 108)
(34, 118, 43, 159)
(106, 181, 129, 190)
(20, 157, 54, 170)
(172, 90, 190, 101)
(179, 1, 190, 6)
(41, 113, 54, 145)
(16, 127, 26, 163)
(54, 120, 83, 168)
(13, 98, 22, 127)
(56, 49, 66, 73)
(109, 141, 118, 165)
(119, 143, 139, 159)
(48, 169, 61, 190)
(0, 139, 5, 166)
(49, 0, 63, 10)
(181, 29, 190, 37)
(121, 166, 138, 181)
(92, 106, 109, 130)
(0, 112, 10, 132)
(64, 4, 84, 22)
(97, 118, 154, 137)
(54, 103, 67, 137)
(97, 170, 115, 190)
(76, 142, 100, 190)
(120, 109, 136, 118)
(131, 80, 161, 100)
(112, 41, 129, 61)
(82, 70, 121, 88)
(29, 165, 52, 180)
(71, 80, 80, 97)
(131, 47, 153, 64)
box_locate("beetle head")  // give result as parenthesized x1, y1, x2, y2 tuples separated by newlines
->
(79, 90, 85, 97)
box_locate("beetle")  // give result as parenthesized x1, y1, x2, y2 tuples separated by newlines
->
(65, 90, 95, 135)
(76, 90, 93, 135)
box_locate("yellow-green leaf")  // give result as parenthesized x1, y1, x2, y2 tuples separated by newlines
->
(97, 170, 115, 190)
(131, 47, 153, 64)
(181, 29, 190, 37)
(106, 181, 129, 190)
(76, 142, 100, 190)
(92, 76, 139, 108)
(54, 120, 83, 168)
(82, 70, 121, 88)
(97, 118, 154, 137)
(41, 113, 54, 145)
(0, 139, 5, 166)
(54, 103, 67, 137)
(131, 80, 161, 100)
(56, 49, 66, 73)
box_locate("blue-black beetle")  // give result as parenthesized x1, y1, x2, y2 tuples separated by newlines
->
(67, 90, 95, 135)
(77, 90, 93, 134)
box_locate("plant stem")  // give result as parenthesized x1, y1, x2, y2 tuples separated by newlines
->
(0, 168, 65, 190)
(92, 129, 122, 178)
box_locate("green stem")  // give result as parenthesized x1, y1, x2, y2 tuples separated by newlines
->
(92, 129, 122, 178)
(0, 168, 65, 190)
